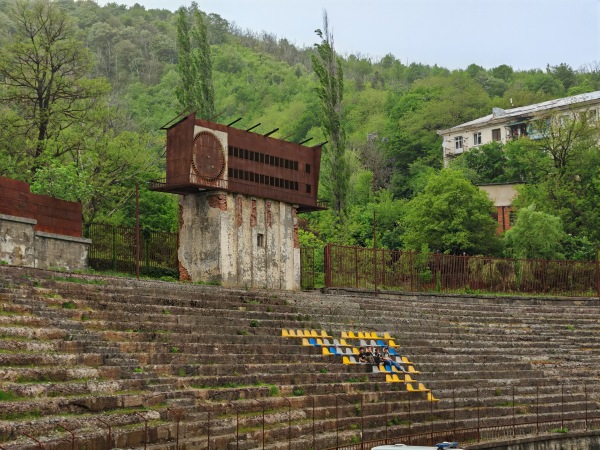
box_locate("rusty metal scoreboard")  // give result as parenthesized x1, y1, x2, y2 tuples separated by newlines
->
(151, 114, 324, 212)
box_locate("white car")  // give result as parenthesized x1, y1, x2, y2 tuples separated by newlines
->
(371, 443, 461, 450)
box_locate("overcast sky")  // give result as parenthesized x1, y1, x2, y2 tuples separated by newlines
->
(104, 0, 600, 71)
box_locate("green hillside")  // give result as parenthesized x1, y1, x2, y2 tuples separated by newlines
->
(1, 0, 600, 259)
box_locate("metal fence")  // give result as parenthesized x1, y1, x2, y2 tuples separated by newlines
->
(26, 383, 596, 449)
(322, 244, 600, 297)
(86, 223, 178, 278)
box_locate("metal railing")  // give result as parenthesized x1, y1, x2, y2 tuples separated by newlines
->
(322, 244, 600, 297)
(86, 223, 178, 278)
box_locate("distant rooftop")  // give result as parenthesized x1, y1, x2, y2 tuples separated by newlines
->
(438, 90, 600, 135)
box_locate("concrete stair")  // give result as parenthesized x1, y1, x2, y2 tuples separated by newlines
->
(1, 265, 600, 449)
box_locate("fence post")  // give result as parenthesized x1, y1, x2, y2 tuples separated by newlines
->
(381, 249, 385, 288)
(410, 251, 414, 291)
(134, 412, 148, 450)
(477, 388, 481, 442)
(585, 383, 589, 431)
(355, 247, 358, 288)
(596, 242, 600, 298)
(135, 183, 140, 280)
(325, 244, 331, 288)
(512, 386, 516, 436)
(373, 211, 378, 297)
(97, 418, 112, 447)
(312, 396, 316, 450)
(536, 386, 539, 435)
(57, 424, 75, 450)
(167, 408, 181, 450)
(282, 397, 292, 450)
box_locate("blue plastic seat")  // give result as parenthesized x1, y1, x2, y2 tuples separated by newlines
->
(309, 337, 318, 346)
(389, 347, 397, 356)
(376, 339, 385, 347)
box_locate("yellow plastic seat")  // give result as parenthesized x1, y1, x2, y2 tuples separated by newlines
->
(315, 338, 324, 346)
(385, 374, 401, 383)
(406, 383, 419, 392)
(371, 331, 381, 339)
(401, 356, 414, 365)
(342, 356, 354, 365)
(341, 331, 349, 339)
(418, 383, 431, 392)
(347, 331, 357, 339)
(282, 329, 290, 337)
(408, 365, 421, 374)
(322, 347, 332, 356)
(388, 339, 398, 348)
(404, 374, 417, 383)
(296, 329, 305, 337)
(352, 347, 359, 355)
(320, 330, 332, 338)
(339, 338, 349, 347)
(427, 392, 440, 402)
(383, 332, 392, 339)
(392, 374, 404, 382)
(379, 364, 386, 372)
(365, 331, 373, 339)
(357, 331, 366, 339)
(302, 338, 311, 346)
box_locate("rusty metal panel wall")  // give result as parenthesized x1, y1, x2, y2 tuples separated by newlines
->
(166, 114, 195, 185)
(0, 176, 82, 237)
(160, 115, 323, 211)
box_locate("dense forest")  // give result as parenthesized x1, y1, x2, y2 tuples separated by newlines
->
(1, 0, 600, 261)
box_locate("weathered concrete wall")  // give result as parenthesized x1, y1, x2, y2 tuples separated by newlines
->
(0, 214, 36, 266)
(0, 214, 90, 270)
(34, 231, 91, 271)
(178, 191, 300, 290)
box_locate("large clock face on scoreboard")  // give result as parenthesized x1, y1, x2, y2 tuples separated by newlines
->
(191, 131, 225, 181)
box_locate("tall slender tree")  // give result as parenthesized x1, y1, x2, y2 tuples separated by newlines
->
(176, 3, 214, 119)
(311, 10, 348, 214)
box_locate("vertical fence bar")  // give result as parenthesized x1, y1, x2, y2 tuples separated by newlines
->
(325, 244, 331, 288)
(355, 247, 359, 288)
(410, 251, 414, 291)
(381, 248, 386, 288)
(373, 211, 378, 297)
(512, 386, 516, 436)
(585, 383, 589, 431)
(135, 183, 140, 280)
(536, 386, 539, 435)
(596, 242, 600, 298)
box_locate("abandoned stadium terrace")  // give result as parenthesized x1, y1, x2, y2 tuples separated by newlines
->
(2, 264, 600, 450)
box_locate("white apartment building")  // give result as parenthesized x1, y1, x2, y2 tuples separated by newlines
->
(438, 90, 600, 167)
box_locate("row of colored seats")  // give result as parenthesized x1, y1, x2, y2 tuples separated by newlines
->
(282, 329, 332, 338)
(302, 338, 355, 348)
(341, 330, 393, 340)
(358, 338, 400, 348)
(341, 355, 413, 366)
(373, 363, 420, 375)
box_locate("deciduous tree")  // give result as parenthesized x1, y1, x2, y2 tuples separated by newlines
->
(403, 169, 500, 255)
(0, 0, 107, 170)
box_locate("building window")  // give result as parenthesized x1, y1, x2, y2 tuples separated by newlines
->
(454, 136, 463, 150)
(257, 233, 264, 248)
(492, 128, 501, 142)
(306, 164, 311, 174)
(473, 132, 482, 146)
